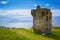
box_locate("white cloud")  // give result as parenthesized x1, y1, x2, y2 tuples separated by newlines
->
(0, 9, 31, 16)
(33, 4, 37, 7)
(0, 9, 60, 16)
(51, 10, 60, 16)
(1, 1, 8, 4)
(33, 4, 41, 7)
(0, 9, 32, 21)
(45, 3, 50, 6)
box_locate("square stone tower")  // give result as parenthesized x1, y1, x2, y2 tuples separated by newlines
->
(31, 5, 52, 35)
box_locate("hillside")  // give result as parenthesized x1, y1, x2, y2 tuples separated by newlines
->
(0, 27, 60, 40)
(0, 28, 29, 40)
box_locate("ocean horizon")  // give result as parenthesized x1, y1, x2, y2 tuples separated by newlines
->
(0, 15, 60, 28)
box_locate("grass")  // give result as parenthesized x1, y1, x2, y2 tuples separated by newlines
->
(0, 28, 29, 40)
(0, 27, 60, 40)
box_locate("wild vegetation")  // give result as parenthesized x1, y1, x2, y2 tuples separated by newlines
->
(0, 26, 60, 40)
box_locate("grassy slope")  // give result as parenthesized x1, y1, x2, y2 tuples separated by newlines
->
(0, 28, 29, 40)
(0, 27, 60, 40)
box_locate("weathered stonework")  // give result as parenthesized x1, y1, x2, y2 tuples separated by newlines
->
(31, 5, 52, 35)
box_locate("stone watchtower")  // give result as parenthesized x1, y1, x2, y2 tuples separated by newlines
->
(31, 5, 52, 35)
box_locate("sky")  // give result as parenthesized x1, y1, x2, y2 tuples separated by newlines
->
(0, 0, 60, 28)
(0, 0, 60, 9)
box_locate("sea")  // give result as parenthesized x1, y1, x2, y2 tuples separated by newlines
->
(52, 16, 60, 27)
(0, 16, 60, 28)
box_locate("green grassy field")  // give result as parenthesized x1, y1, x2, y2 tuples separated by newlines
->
(0, 27, 60, 40)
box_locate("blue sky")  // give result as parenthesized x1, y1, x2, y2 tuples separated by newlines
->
(0, 0, 60, 28)
(0, 0, 60, 9)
